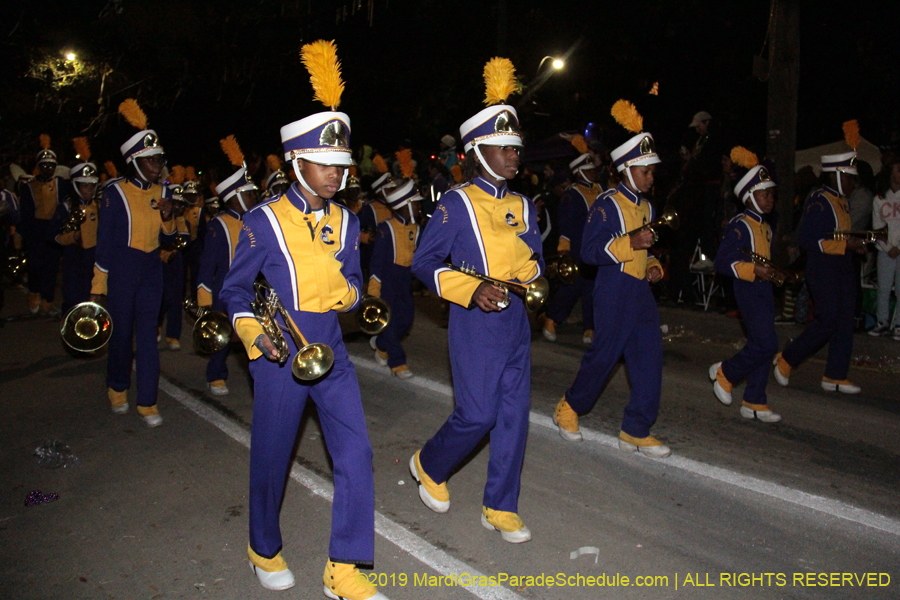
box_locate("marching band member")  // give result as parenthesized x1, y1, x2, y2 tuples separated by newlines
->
(553, 100, 671, 458)
(53, 137, 100, 313)
(369, 177, 421, 379)
(542, 135, 604, 344)
(410, 58, 543, 543)
(90, 99, 176, 427)
(181, 167, 206, 301)
(709, 147, 782, 423)
(358, 155, 394, 275)
(774, 121, 865, 394)
(264, 154, 290, 200)
(219, 41, 387, 599)
(20, 135, 68, 315)
(197, 136, 260, 396)
(203, 195, 221, 221)
(158, 166, 190, 350)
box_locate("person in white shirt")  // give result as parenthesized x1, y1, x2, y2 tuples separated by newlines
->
(869, 162, 900, 339)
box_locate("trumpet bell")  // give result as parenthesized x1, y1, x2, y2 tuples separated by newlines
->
(525, 277, 550, 313)
(661, 208, 680, 231)
(356, 296, 391, 335)
(193, 310, 232, 354)
(555, 254, 579, 284)
(61, 302, 112, 352)
(292, 343, 335, 381)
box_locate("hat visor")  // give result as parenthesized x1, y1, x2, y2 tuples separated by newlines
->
(288, 149, 352, 167)
(617, 154, 661, 172)
(127, 146, 165, 162)
(464, 133, 523, 153)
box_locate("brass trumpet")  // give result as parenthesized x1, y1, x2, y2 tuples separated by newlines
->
(832, 227, 888, 244)
(61, 301, 113, 352)
(739, 248, 797, 287)
(251, 280, 334, 380)
(160, 234, 188, 253)
(625, 207, 680, 243)
(356, 295, 391, 335)
(545, 253, 579, 284)
(59, 203, 86, 235)
(192, 305, 232, 355)
(445, 261, 550, 313)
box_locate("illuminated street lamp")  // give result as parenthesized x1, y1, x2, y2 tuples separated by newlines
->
(65, 52, 76, 62)
(537, 56, 565, 73)
(520, 56, 566, 106)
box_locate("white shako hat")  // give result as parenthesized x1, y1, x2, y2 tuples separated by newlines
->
(609, 100, 661, 173)
(117, 99, 164, 163)
(385, 179, 423, 210)
(215, 135, 258, 202)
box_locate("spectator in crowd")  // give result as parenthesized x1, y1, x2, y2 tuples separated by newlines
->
(438, 135, 458, 172)
(869, 161, 900, 339)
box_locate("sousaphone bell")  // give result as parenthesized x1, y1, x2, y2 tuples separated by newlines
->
(356, 296, 391, 335)
(61, 302, 112, 352)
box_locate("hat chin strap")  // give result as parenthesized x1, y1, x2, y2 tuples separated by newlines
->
(474, 145, 505, 181)
(624, 166, 638, 192)
(132, 159, 151, 184)
(746, 193, 764, 214)
(292, 159, 350, 198)
(835, 171, 845, 197)
(235, 192, 250, 212)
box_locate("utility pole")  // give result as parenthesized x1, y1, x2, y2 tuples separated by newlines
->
(765, 0, 800, 263)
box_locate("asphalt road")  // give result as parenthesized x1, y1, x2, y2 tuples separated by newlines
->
(1, 286, 898, 600)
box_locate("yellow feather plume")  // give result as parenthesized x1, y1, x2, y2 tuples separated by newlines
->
(395, 149, 414, 178)
(610, 100, 643, 134)
(570, 135, 589, 155)
(450, 164, 463, 184)
(118, 98, 148, 130)
(169, 165, 186, 185)
(730, 146, 759, 170)
(39, 134, 51, 150)
(220, 135, 245, 168)
(267, 154, 282, 173)
(72, 136, 91, 161)
(300, 40, 344, 110)
(104, 161, 118, 179)
(842, 119, 860, 150)
(372, 154, 388, 175)
(185, 166, 197, 181)
(483, 57, 517, 106)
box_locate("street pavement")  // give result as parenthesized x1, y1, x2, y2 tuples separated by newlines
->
(1, 285, 898, 600)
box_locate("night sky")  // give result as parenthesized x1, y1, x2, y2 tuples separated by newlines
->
(3, 0, 898, 175)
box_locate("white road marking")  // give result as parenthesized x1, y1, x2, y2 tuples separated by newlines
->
(351, 354, 900, 537)
(158, 376, 526, 600)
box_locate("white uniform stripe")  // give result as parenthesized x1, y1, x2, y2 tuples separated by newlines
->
(231, 311, 255, 329)
(520, 196, 530, 237)
(336, 206, 353, 297)
(459, 193, 488, 274)
(261, 205, 299, 311)
(387, 222, 398, 263)
(433, 266, 451, 298)
(216, 216, 234, 267)
(606, 199, 627, 271)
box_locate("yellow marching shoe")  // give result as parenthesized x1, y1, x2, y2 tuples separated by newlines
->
(821, 377, 861, 394)
(40, 299, 61, 317)
(481, 506, 532, 544)
(165, 337, 181, 351)
(773, 352, 791, 386)
(374, 349, 388, 367)
(542, 317, 557, 342)
(323, 560, 389, 600)
(582, 329, 594, 345)
(740, 401, 782, 423)
(136, 404, 163, 428)
(108, 387, 128, 415)
(248, 545, 295, 591)
(208, 379, 229, 396)
(27, 292, 40, 314)
(709, 362, 733, 405)
(408, 450, 449, 513)
(618, 431, 672, 458)
(391, 364, 414, 380)
(552, 397, 582, 442)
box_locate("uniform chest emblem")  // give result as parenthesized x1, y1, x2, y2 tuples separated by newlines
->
(408, 230, 415, 241)
(150, 198, 159, 210)
(90, 212, 97, 221)
(505, 210, 519, 227)
(320, 224, 335, 245)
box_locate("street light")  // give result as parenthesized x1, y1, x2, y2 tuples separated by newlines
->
(537, 56, 565, 73)
(519, 56, 566, 106)
(65, 52, 76, 62)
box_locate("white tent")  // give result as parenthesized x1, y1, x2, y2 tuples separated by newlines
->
(795, 136, 881, 176)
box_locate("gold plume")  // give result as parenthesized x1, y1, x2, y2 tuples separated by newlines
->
(730, 146, 759, 170)
(570, 135, 589, 155)
(450, 164, 463, 184)
(72, 136, 91, 161)
(611, 100, 643, 134)
(104, 161, 118, 179)
(39, 134, 52, 150)
(169, 165, 186, 185)
(395, 149, 414, 178)
(267, 154, 282, 173)
(118, 99, 148, 130)
(300, 39, 344, 110)
(219, 135, 245, 168)
(483, 57, 517, 106)
(372, 154, 388, 174)
(185, 166, 197, 181)
(842, 119, 860, 150)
